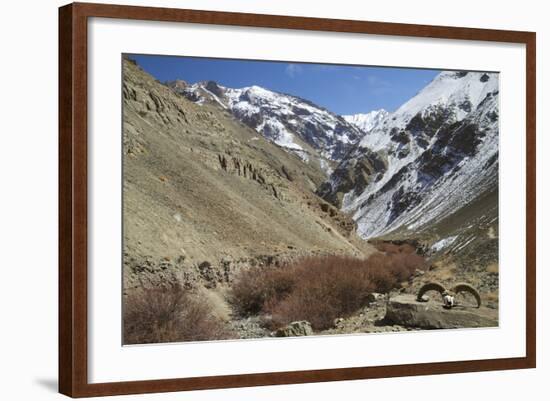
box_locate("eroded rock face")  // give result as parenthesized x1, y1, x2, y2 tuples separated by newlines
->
(273, 321, 313, 337)
(384, 294, 497, 329)
(316, 148, 387, 208)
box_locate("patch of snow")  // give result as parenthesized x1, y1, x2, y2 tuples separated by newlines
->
(431, 236, 458, 252)
(319, 159, 333, 176)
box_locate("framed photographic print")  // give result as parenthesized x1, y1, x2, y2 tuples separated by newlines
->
(59, 2, 536, 397)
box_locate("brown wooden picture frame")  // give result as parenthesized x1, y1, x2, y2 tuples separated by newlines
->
(59, 2, 536, 397)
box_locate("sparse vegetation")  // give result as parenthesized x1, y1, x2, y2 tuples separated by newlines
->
(229, 266, 295, 317)
(373, 242, 416, 255)
(230, 252, 425, 331)
(124, 283, 232, 344)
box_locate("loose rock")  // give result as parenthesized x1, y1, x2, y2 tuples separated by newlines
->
(273, 321, 313, 337)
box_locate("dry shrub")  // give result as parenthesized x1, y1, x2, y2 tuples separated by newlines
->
(230, 253, 425, 331)
(375, 242, 417, 254)
(398, 243, 417, 254)
(268, 256, 374, 330)
(366, 252, 425, 292)
(229, 266, 295, 316)
(124, 283, 231, 344)
(375, 242, 400, 254)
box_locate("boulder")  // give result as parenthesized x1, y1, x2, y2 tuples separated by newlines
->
(384, 294, 497, 329)
(367, 292, 385, 303)
(273, 321, 313, 337)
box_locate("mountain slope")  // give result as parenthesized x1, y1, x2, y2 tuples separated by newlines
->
(319, 71, 499, 253)
(169, 80, 367, 169)
(123, 59, 374, 288)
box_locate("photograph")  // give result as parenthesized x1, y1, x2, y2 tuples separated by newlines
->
(0, 0, 542, 399)
(122, 54, 499, 344)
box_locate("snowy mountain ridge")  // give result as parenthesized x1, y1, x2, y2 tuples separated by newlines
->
(169, 80, 366, 167)
(319, 71, 499, 240)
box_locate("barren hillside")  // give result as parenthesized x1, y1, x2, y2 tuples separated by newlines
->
(122, 59, 374, 290)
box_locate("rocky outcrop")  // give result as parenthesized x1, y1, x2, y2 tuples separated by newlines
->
(216, 152, 279, 198)
(384, 294, 497, 329)
(317, 147, 387, 208)
(123, 253, 289, 292)
(273, 321, 313, 337)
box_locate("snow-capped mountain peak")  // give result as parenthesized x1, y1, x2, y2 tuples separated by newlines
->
(170, 80, 367, 166)
(393, 71, 498, 125)
(343, 109, 388, 133)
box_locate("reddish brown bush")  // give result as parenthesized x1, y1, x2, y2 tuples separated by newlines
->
(230, 253, 425, 331)
(267, 256, 374, 330)
(398, 243, 417, 254)
(124, 283, 231, 344)
(229, 266, 296, 316)
(365, 251, 424, 292)
(375, 242, 400, 254)
(375, 242, 417, 254)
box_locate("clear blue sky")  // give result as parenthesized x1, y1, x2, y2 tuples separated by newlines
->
(129, 54, 440, 115)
